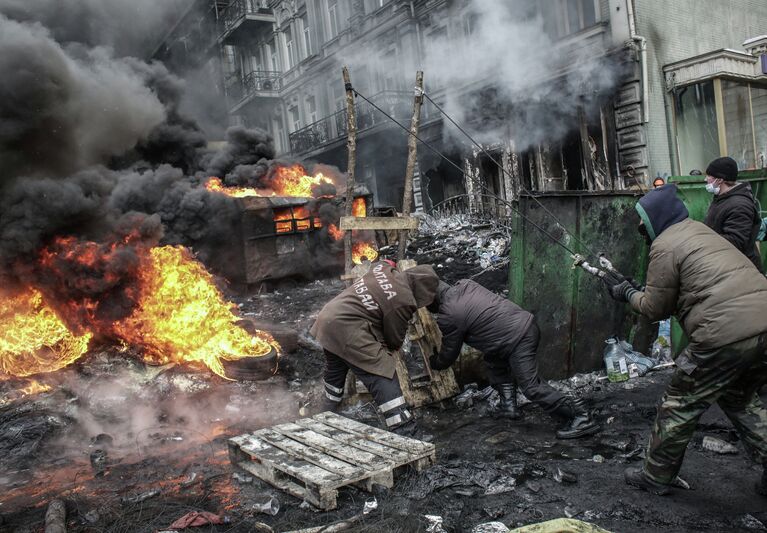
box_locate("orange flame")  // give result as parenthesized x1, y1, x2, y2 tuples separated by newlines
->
(18, 379, 52, 396)
(114, 246, 279, 379)
(353, 197, 367, 217)
(352, 242, 379, 264)
(205, 164, 336, 198)
(328, 224, 343, 241)
(0, 288, 91, 377)
(204, 177, 264, 198)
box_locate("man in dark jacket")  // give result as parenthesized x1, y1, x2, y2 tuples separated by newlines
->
(428, 279, 600, 439)
(607, 184, 767, 496)
(703, 156, 763, 272)
(310, 261, 439, 436)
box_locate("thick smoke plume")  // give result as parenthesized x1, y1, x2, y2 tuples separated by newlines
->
(342, 0, 625, 150)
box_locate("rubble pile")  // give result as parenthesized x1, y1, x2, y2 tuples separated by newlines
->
(407, 214, 511, 291)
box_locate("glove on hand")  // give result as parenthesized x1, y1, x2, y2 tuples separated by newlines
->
(429, 351, 449, 371)
(625, 277, 644, 291)
(609, 280, 638, 303)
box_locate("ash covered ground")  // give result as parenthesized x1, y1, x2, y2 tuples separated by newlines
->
(1, 271, 766, 532)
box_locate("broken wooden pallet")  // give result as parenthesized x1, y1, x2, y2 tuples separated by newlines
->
(228, 412, 436, 510)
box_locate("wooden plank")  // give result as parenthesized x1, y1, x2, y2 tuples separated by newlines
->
(233, 434, 343, 486)
(266, 423, 394, 472)
(255, 428, 367, 480)
(339, 216, 419, 231)
(294, 418, 413, 465)
(314, 413, 434, 457)
(238, 461, 336, 510)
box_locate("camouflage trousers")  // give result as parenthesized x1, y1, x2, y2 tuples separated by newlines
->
(644, 332, 767, 484)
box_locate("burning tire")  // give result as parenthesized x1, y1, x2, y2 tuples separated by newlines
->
(221, 346, 279, 381)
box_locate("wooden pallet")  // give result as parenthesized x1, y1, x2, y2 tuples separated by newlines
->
(228, 412, 436, 510)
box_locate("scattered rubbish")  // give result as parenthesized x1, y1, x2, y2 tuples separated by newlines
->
(363, 497, 377, 515)
(472, 522, 510, 533)
(165, 511, 225, 530)
(45, 499, 66, 533)
(90, 433, 114, 447)
(484, 476, 517, 495)
(619, 339, 657, 377)
(84, 509, 100, 523)
(564, 505, 580, 518)
(120, 489, 160, 504)
(526, 481, 541, 493)
(553, 468, 577, 484)
(671, 476, 691, 490)
(407, 460, 530, 499)
(509, 518, 611, 532)
(425, 514, 447, 533)
(455, 383, 495, 408)
(702, 436, 739, 454)
(299, 501, 319, 512)
(651, 319, 672, 363)
(737, 514, 767, 531)
(606, 416, 615, 424)
(252, 495, 280, 516)
(485, 431, 514, 445)
(181, 472, 199, 487)
(602, 438, 632, 452)
(603, 338, 629, 382)
(233, 472, 254, 484)
(591, 454, 605, 463)
(89, 448, 108, 477)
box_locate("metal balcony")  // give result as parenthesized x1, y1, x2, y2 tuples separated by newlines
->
(226, 70, 282, 112)
(218, 0, 275, 46)
(289, 91, 412, 155)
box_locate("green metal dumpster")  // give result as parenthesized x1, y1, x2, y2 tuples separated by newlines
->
(508, 191, 652, 379)
(668, 169, 767, 355)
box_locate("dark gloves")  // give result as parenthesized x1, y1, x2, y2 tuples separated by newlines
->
(609, 280, 639, 303)
(429, 351, 450, 371)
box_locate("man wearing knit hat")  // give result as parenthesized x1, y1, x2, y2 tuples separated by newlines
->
(704, 156, 763, 272)
(606, 184, 767, 497)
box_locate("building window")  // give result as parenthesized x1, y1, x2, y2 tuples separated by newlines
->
(675, 81, 720, 175)
(305, 95, 317, 124)
(753, 85, 767, 168)
(327, 0, 339, 39)
(722, 80, 755, 170)
(551, 0, 598, 37)
(674, 80, 767, 173)
(299, 13, 312, 58)
(289, 105, 301, 132)
(285, 26, 296, 70)
(268, 39, 279, 71)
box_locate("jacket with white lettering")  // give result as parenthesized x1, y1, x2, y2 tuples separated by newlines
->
(310, 262, 439, 378)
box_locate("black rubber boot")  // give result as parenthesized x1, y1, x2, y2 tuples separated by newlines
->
(555, 398, 600, 439)
(625, 467, 671, 495)
(490, 383, 522, 419)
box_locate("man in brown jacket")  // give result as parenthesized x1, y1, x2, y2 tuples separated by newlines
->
(606, 184, 767, 496)
(310, 261, 439, 436)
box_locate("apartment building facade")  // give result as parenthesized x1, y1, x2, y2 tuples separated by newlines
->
(156, 0, 767, 210)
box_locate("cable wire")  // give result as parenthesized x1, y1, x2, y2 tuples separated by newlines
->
(351, 88, 581, 257)
(420, 91, 601, 258)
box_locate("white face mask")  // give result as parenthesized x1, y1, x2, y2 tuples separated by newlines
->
(705, 182, 720, 195)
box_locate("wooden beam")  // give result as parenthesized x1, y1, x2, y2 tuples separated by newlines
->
(342, 66, 357, 287)
(397, 71, 425, 260)
(339, 216, 419, 231)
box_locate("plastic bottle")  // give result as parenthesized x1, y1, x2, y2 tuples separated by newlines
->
(604, 337, 629, 382)
(651, 319, 672, 362)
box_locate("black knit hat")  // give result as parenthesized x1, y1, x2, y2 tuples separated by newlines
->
(705, 156, 738, 182)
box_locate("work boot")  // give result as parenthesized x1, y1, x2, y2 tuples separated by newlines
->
(489, 383, 522, 419)
(555, 398, 600, 439)
(624, 467, 671, 495)
(392, 420, 433, 442)
(757, 468, 767, 497)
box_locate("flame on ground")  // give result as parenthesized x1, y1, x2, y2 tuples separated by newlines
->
(114, 245, 279, 379)
(353, 242, 379, 264)
(0, 288, 92, 377)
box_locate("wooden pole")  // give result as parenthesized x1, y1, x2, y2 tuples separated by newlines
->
(397, 71, 424, 260)
(44, 499, 66, 533)
(342, 66, 357, 285)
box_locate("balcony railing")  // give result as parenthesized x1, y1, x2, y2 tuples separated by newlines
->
(225, 70, 282, 108)
(218, 0, 275, 45)
(289, 90, 412, 155)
